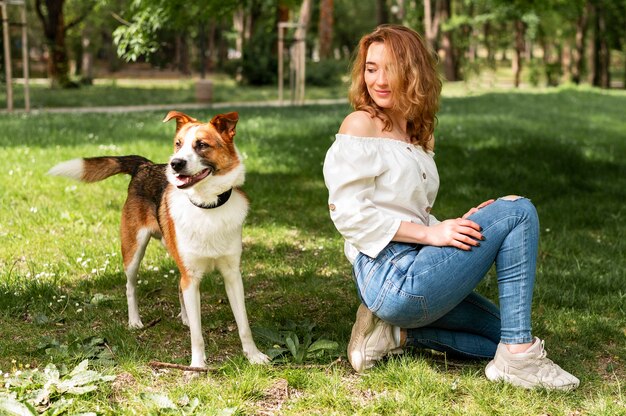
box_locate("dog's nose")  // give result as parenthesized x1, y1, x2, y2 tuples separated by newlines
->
(170, 158, 187, 172)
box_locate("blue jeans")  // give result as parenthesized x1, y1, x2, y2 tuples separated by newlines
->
(353, 197, 538, 359)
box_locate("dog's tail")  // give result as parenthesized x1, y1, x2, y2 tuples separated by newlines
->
(48, 155, 153, 183)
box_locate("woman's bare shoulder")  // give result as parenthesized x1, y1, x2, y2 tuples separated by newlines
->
(338, 111, 378, 137)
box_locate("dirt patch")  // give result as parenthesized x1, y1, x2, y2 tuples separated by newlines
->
(110, 371, 137, 403)
(254, 378, 303, 416)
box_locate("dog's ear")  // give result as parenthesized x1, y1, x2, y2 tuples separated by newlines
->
(163, 111, 197, 132)
(210, 112, 239, 141)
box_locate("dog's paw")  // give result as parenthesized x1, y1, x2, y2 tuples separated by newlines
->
(128, 320, 144, 329)
(246, 350, 271, 365)
(182, 370, 204, 382)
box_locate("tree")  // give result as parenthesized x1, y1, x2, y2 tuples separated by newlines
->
(439, 0, 459, 81)
(587, 0, 626, 88)
(34, 0, 95, 87)
(376, 0, 389, 25)
(423, 0, 440, 50)
(572, 0, 591, 84)
(113, 0, 241, 72)
(318, 0, 334, 59)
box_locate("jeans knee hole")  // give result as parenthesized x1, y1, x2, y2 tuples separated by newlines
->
(500, 195, 523, 201)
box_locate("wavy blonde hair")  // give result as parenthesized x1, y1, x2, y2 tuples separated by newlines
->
(349, 24, 442, 149)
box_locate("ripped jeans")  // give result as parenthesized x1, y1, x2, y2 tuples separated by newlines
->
(353, 197, 538, 359)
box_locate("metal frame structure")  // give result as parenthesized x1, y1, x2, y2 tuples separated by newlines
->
(1, 0, 29, 112)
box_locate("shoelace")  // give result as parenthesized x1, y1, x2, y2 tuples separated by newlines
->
(532, 341, 564, 380)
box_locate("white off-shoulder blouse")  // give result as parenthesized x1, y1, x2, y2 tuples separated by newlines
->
(323, 133, 440, 263)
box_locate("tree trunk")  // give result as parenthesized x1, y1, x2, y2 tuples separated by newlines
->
(80, 28, 93, 84)
(35, 0, 72, 87)
(571, 1, 589, 84)
(424, 0, 440, 50)
(512, 20, 525, 88)
(591, 2, 610, 88)
(318, 0, 334, 59)
(233, 8, 244, 58)
(484, 21, 495, 66)
(292, 0, 312, 103)
(35, 0, 92, 88)
(439, 0, 459, 81)
(376, 0, 389, 25)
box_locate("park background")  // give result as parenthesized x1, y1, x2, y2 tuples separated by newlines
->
(1, 0, 625, 415)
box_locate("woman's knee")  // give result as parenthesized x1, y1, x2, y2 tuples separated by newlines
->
(497, 195, 538, 222)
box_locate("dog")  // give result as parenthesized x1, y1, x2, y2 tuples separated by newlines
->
(48, 111, 270, 368)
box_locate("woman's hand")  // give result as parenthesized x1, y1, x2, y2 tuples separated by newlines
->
(426, 218, 483, 251)
(462, 199, 495, 219)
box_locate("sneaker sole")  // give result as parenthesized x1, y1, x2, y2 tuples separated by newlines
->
(485, 360, 579, 390)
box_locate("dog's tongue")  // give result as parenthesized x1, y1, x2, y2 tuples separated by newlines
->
(174, 175, 194, 188)
(174, 168, 210, 189)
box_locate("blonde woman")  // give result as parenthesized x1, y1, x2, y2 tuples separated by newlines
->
(323, 24, 578, 390)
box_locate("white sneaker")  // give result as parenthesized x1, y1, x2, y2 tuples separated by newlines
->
(485, 337, 580, 390)
(347, 304, 403, 373)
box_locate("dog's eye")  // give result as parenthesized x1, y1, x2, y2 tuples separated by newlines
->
(175, 140, 182, 149)
(195, 141, 210, 150)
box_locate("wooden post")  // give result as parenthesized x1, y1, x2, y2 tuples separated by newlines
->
(278, 23, 285, 103)
(1, 1, 13, 112)
(1, 0, 28, 112)
(277, 22, 305, 105)
(20, 1, 28, 111)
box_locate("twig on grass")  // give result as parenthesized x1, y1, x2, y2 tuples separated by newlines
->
(141, 317, 161, 330)
(149, 361, 208, 373)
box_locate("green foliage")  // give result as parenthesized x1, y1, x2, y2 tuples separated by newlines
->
(306, 60, 348, 87)
(254, 321, 339, 363)
(0, 360, 115, 415)
(113, 7, 166, 62)
(240, 30, 278, 86)
(36, 336, 116, 367)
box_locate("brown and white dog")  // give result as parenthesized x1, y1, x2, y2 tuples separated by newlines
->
(48, 111, 269, 368)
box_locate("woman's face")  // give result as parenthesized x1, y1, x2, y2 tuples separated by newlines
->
(364, 42, 393, 109)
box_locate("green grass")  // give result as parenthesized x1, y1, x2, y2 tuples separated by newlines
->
(0, 75, 347, 109)
(1, 85, 625, 414)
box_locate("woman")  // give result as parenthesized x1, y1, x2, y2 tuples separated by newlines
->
(322, 24, 579, 390)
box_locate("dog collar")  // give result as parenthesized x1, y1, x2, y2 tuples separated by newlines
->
(189, 188, 233, 209)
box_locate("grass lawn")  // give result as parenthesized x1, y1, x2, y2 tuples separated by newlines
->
(0, 85, 625, 414)
(0, 75, 347, 109)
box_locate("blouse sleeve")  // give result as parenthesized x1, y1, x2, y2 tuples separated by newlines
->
(323, 137, 401, 258)
(428, 214, 440, 226)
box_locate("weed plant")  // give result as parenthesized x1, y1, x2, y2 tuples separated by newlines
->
(0, 85, 625, 414)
